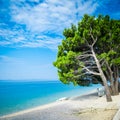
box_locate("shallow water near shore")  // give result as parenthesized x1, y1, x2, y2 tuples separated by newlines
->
(0, 80, 101, 116)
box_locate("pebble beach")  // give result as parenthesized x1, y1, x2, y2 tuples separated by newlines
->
(0, 90, 120, 120)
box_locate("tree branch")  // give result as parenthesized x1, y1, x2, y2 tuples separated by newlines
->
(79, 64, 100, 76)
(89, 27, 98, 47)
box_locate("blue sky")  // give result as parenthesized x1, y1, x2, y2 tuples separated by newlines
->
(0, 0, 120, 80)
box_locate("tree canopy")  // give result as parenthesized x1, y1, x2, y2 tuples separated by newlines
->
(53, 14, 120, 102)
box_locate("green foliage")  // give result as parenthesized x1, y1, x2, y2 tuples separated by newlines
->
(53, 14, 120, 86)
(112, 57, 120, 65)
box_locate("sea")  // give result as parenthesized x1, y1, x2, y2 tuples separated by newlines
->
(0, 80, 101, 116)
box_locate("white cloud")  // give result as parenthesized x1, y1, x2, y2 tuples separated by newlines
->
(0, 56, 11, 61)
(21, 36, 61, 49)
(0, 55, 24, 63)
(0, 0, 98, 49)
(10, 0, 98, 32)
(13, 36, 26, 43)
(0, 41, 11, 46)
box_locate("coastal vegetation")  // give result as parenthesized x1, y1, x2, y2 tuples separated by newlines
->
(53, 14, 120, 102)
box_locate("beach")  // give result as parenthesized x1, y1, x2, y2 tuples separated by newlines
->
(0, 90, 120, 120)
(0, 80, 101, 116)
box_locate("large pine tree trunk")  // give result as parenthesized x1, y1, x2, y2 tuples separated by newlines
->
(110, 83, 116, 95)
(100, 72, 112, 102)
(105, 64, 119, 96)
(114, 66, 119, 95)
(91, 47, 112, 102)
(105, 62, 116, 95)
(114, 80, 119, 95)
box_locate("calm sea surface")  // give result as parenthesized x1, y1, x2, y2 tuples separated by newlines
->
(0, 80, 101, 116)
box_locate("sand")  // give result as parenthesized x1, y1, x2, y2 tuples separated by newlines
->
(0, 90, 120, 120)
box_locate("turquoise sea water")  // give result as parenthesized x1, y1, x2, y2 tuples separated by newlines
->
(0, 80, 101, 116)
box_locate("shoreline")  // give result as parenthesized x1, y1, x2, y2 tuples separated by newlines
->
(0, 89, 97, 119)
(0, 101, 65, 119)
(0, 81, 101, 118)
(0, 90, 120, 120)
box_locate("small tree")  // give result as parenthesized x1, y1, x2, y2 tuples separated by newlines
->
(53, 15, 120, 102)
